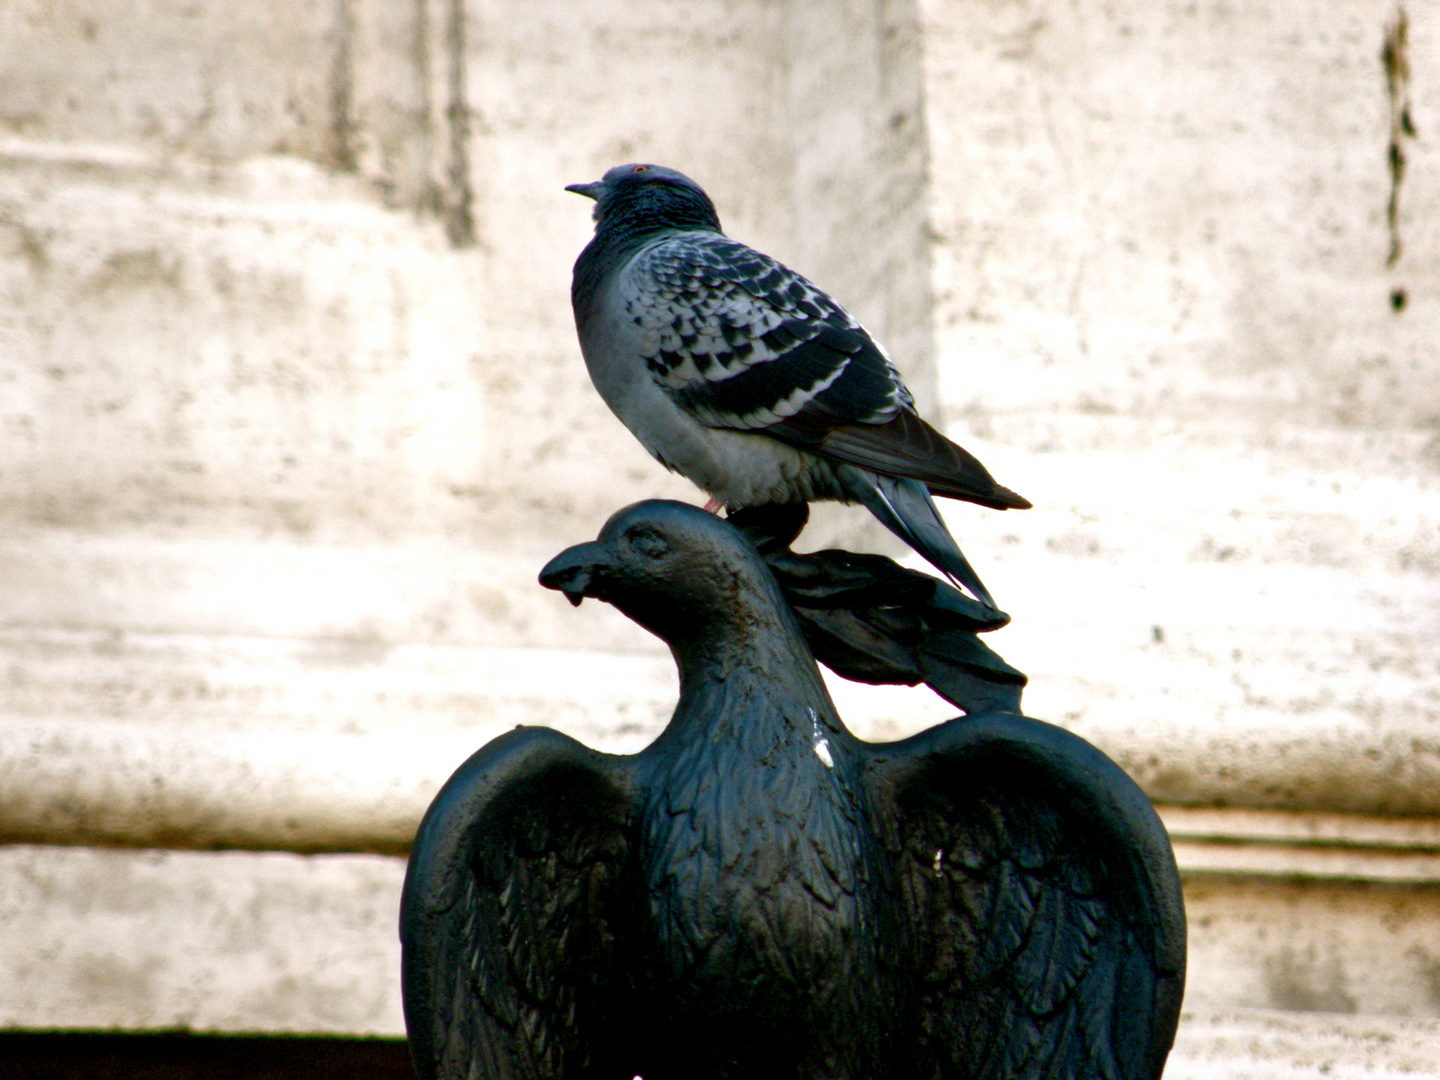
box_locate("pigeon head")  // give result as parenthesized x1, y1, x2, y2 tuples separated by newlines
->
(566, 164, 722, 235)
(540, 500, 790, 648)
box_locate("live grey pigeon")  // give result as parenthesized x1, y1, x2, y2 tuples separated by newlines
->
(567, 163, 1030, 608)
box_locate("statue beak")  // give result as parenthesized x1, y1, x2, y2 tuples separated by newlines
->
(539, 542, 611, 606)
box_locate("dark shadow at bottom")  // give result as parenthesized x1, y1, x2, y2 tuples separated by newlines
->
(0, 1031, 413, 1080)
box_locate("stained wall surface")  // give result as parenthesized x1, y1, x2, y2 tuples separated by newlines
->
(917, 0, 1440, 812)
(0, 0, 1438, 1054)
(0, 0, 931, 556)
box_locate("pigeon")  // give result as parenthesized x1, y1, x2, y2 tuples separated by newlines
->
(566, 163, 1030, 609)
(400, 501, 1187, 1080)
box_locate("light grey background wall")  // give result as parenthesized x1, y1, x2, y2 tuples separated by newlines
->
(919, 0, 1440, 813)
(0, 0, 1438, 1056)
(0, 0, 932, 554)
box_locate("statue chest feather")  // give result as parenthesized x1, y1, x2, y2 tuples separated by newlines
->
(639, 721, 879, 1016)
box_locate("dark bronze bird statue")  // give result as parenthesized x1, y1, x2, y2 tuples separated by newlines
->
(400, 501, 1185, 1080)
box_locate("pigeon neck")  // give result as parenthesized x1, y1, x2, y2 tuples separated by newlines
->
(571, 225, 643, 321)
(572, 201, 722, 320)
(599, 187, 721, 249)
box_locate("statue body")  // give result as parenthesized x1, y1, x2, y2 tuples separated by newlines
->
(637, 706, 890, 1078)
(401, 502, 1186, 1080)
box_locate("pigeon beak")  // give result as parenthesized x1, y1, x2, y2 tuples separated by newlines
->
(564, 181, 603, 200)
(539, 542, 610, 606)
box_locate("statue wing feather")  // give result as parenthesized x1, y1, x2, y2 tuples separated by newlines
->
(867, 711, 1186, 1080)
(401, 726, 640, 1080)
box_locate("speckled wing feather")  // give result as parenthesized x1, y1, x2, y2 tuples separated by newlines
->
(622, 234, 909, 429)
(400, 727, 641, 1080)
(868, 712, 1186, 1080)
(619, 233, 1028, 511)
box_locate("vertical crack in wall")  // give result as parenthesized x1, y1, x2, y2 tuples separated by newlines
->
(1382, 8, 1415, 271)
(413, 0, 442, 218)
(442, 0, 476, 247)
(330, 0, 358, 173)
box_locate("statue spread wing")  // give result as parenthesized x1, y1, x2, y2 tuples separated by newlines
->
(400, 727, 641, 1080)
(867, 712, 1186, 1080)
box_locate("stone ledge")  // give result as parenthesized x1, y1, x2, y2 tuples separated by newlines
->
(1166, 1008, 1440, 1079)
(0, 845, 405, 1036)
(0, 844, 1436, 1046)
(1, 632, 1437, 863)
(1162, 807, 1440, 884)
(3, 713, 1440, 890)
(2, 522, 1435, 819)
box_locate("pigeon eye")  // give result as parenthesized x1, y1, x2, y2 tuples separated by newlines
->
(632, 165, 649, 173)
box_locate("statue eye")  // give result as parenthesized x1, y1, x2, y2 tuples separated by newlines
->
(627, 527, 670, 559)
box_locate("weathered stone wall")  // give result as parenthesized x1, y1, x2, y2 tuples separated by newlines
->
(0, 0, 932, 555)
(918, 0, 1440, 814)
(1, 0, 1438, 1050)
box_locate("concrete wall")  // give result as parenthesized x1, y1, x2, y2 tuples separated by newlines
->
(1, 0, 1439, 1058)
(917, 0, 1440, 814)
(0, 0, 932, 556)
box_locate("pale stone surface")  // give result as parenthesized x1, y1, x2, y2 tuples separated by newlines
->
(0, 637, 682, 852)
(916, 0, 1440, 814)
(1182, 876, 1440, 1018)
(0, 844, 405, 1035)
(2, 0, 1439, 1047)
(0, 0, 931, 556)
(919, 0, 1440, 425)
(1167, 1009, 1440, 1079)
(2, 843, 1439, 1053)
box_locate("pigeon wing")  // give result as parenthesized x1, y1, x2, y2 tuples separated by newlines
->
(866, 711, 1186, 1080)
(400, 726, 641, 1080)
(621, 233, 905, 424)
(623, 234, 1027, 509)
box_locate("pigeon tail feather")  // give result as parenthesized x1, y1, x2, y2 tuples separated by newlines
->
(836, 465, 998, 610)
(814, 410, 1031, 512)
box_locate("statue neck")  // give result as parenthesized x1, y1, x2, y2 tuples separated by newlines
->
(662, 601, 840, 753)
